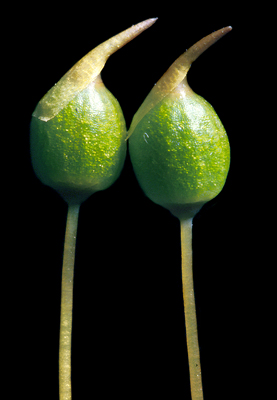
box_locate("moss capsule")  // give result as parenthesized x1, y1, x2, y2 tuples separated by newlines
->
(129, 27, 231, 219)
(30, 18, 157, 204)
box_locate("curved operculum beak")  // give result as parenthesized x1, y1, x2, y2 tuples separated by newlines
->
(127, 26, 232, 139)
(33, 18, 158, 122)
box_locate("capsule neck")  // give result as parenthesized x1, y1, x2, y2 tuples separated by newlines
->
(167, 201, 206, 220)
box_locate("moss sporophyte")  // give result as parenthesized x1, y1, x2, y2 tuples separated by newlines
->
(30, 18, 157, 400)
(128, 26, 231, 400)
(30, 20, 231, 400)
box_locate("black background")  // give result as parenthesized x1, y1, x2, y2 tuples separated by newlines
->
(5, 3, 273, 400)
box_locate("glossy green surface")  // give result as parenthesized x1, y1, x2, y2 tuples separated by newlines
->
(30, 80, 127, 204)
(129, 88, 230, 218)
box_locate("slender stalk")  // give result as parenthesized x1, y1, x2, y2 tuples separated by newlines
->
(180, 218, 203, 400)
(59, 203, 80, 400)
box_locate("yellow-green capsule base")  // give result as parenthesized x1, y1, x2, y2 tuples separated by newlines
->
(129, 86, 230, 219)
(30, 78, 127, 204)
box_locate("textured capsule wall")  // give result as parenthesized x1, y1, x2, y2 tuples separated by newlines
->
(30, 80, 127, 200)
(129, 90, 230, 211)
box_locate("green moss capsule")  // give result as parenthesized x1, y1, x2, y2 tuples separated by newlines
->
(30, 18, 157, 205)
(30, 77, 127, 204)
(129, 27, 231, 219)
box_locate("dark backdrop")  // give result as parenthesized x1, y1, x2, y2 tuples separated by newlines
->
(5, 4, 271, 400)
